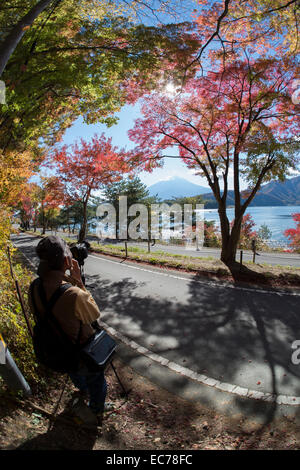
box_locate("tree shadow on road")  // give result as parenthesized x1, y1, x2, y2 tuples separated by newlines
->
(86, 269, 300, 427)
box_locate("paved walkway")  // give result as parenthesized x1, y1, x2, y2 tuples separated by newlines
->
(13, 233, 300, 424)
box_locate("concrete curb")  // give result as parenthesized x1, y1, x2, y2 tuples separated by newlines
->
(99, 319, 300, 408)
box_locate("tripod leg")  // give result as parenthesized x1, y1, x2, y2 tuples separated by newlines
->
(80, 265, 86, 286)
(48, 379, 68, 432)
(110, 361, 130, 397)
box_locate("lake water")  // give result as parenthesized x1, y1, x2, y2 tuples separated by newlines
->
(203, 205, 300, 246)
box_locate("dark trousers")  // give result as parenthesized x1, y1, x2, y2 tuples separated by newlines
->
(69, 369, 107, 414)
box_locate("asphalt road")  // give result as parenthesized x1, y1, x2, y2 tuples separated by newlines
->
(12, 233, 300, 420)
(42, 229, 300, 267)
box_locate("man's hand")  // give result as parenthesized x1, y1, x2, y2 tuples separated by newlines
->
(70, 259, 82, 284)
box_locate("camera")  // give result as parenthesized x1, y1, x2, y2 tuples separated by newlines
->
(70, 240, 91, 267)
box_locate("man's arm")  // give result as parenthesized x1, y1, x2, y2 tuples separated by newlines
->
(64, 258, 101, 324)
(74, 288, 101, 325)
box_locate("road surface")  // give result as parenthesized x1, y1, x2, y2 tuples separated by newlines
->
(13, 233, 300, 420)
(39, 230, 300, 267)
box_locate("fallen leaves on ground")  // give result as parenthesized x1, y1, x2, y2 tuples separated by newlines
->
(1, 358, 300, 450)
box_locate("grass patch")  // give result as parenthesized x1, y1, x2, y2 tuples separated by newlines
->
(23, 230, 300, 288)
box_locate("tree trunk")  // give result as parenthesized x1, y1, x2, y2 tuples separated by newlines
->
(219, 207, 243, 267)
(218, 204, 231, 264)
(41, 205, 46, 234)
(78, 200, 88, 243)
(0, 0, 55, 78)
(220, 226, 241, 266)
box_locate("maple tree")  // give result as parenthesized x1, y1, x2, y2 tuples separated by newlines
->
(34, 179, 60, 234)
(182, 1, 300, 94)
(0, 1, 199, 158)
(18, 192, 35, 230)
(191, 0, 300, 62)
(17, 178, 63, 233)
(204, 220, 222, 248)
(228, 0, 300, 55)
(46, 133, 131, 242)
(0, 150, 36, 207)
(284, 213, 300, 252)
(128, 54, 300, 269)
(0, 0, 55, 77)
(0, 0, 196, 78)
(0, 1, 199, 254)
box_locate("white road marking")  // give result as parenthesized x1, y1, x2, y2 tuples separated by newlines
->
(89, 254, 300, 297)
(99, 318, 300, 406)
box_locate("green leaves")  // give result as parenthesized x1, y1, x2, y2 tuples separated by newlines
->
(244, 127, 300, 184)
(0, 1, 199, 156)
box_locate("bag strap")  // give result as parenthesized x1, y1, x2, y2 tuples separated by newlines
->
(30, 277, 71, 315)
(32, 277, 82, 347)
(37, 279, 72, 313)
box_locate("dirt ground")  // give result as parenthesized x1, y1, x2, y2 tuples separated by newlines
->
(1, 357, 300, 451)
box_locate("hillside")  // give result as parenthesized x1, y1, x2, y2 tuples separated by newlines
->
(147, 175, 300, 207)
(202, 176, 300, 208)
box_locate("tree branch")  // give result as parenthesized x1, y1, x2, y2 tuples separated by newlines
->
(0, 0, 58, 78)
(183, 0, 231, 80)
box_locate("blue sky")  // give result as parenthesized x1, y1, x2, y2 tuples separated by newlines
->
(60, 0, 247, 191)
(41, 0, 298, 194)
(61, 101, 243, 190)
(59, 0, 217, 190)
(61, 102, 219, 190)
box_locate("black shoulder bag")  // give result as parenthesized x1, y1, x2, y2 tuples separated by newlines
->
(30, 278, 80, 373)
(30, 278, 117, 373)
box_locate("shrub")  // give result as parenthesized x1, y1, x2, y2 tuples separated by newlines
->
(0, 207, 39, 387)
(284, 213, 300, 253)
(204, 221, 221, 247)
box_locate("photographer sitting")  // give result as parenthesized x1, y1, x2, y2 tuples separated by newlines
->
(28, 235, 112, 420)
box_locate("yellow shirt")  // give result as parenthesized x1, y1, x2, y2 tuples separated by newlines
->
(29, 271, 101, 345)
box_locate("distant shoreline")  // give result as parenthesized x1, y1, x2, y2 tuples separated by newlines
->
(202, 204, 300, 210)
